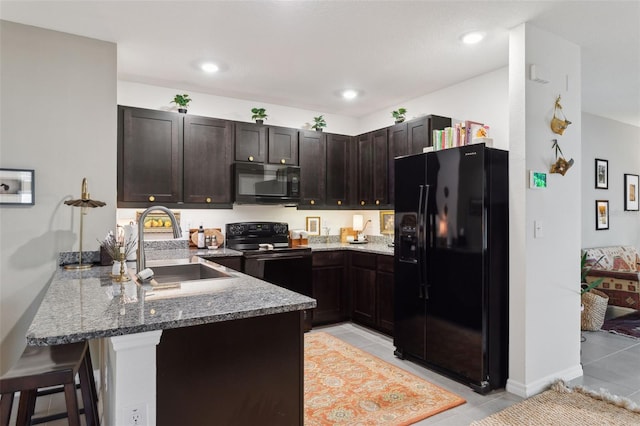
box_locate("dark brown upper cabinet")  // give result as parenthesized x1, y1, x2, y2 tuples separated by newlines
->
(118, 106, 183, 204)
(407, 115, 452, 155)
(183, 116, 233, 205)
(298, 130, 326, 208)
(268, 126, 299, 165)
(235, 122, 266, 163)
(118, 106, 233, 208)
(388, 121, 408, 205)
(356, 129, 388, 208)
(325, 133, 354, 208)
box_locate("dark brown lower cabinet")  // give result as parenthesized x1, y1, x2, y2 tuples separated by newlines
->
(349, 252, 394, 336)
(205, 255, 242, 271)
(311, 251, 348, 325)
(157, 311, 303, 426)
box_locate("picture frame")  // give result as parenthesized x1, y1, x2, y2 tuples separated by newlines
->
(306, 216, 321, 235)
(595, 158, 608, 189)
(595, 200, 609, 230)
(379, 210, 395, 235)
(0, 168, 34, 205)
(624, 173, 639, 211)
(465, 121, 484, 145)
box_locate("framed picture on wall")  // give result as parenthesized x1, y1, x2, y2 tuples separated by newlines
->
(595, 200, 609, 230)
(306, 216, 321, 235)
(0, 168, 34, 205)
(379, 210, 394, 235)
(624, 174, 639, 211)
(595, 159, 608, 189)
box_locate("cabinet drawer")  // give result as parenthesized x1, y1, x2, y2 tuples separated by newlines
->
(312, 251, 345, 267)
(350, 252, 376, 269)
(377, 255, 394, 273)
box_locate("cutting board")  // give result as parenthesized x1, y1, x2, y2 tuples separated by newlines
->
(340, 227, 358, 243)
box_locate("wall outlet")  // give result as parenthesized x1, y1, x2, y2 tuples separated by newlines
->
(126, 405, 147, 426)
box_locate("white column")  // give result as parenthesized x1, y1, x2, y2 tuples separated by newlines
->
(103, 330, 162, 426)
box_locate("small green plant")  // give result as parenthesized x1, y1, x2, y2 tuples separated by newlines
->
(171, 94, 192, 108)
(580, 252, 604, 295)
(251, 107, 268, 122)
(392, 108, 407, 122)
(311, 115, 327, 131)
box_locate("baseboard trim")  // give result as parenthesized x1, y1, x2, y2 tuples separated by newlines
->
(506, 364, 584, 397)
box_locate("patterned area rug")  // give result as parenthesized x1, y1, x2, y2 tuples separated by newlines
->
(471, 381, 640, 426)
(602, 310, 640, 338)
(304, 332, 465, 425)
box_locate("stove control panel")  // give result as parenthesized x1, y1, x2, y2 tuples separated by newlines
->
(226, 222, 289, 238)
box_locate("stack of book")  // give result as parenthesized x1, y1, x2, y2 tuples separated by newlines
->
(432, 121, 492, 151)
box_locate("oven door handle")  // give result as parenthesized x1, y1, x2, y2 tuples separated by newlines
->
(246, 253, 309, 260)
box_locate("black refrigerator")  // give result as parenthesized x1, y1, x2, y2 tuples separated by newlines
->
(393, 144, 508, 394)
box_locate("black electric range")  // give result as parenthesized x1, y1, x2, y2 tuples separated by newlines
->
(225, 222, 313, 330)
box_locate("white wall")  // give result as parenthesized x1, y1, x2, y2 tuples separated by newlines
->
(0, 21, 117, 372)
(581, 113, 640, 249)
(359, 67, 509, 150)
(507, 23, 583, 397)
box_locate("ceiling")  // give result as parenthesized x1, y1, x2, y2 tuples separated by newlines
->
(1, 1, 638, 126)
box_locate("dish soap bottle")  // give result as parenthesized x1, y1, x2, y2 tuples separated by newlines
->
(197, 225, 206, 249)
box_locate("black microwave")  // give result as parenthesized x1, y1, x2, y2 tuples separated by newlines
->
(234, 163, 301, 204)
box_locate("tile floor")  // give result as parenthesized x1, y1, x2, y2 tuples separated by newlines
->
(10, 315, 640, 425)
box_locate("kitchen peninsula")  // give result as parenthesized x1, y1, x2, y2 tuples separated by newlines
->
(26, 253, 316, 426)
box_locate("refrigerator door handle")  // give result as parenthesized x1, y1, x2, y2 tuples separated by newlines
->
(418, 184, 430, 299)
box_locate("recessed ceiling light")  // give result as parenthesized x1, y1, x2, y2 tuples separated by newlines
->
(461, 31, 485, 45)
(201, 62, 219, 73)
(342, 89, 358, 100)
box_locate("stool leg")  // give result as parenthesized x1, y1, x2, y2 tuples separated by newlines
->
(0, 393, 14, 426)
(63, 383, 81, 426)
(79, 353, 99, 426)
(16, 390, 36, 426)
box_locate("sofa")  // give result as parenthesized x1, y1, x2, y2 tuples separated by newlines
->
(582, 246, 640, 309)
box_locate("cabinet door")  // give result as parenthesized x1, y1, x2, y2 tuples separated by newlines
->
(387, 122, 408, 205)
(407, 115, 451, 155)
(118, 106, 182, 204)
(377, 255, 394, 335)
(312, 252, 347, 325)
(268, 127, 299, 165)
(356, 133, 373, 207)
(299, 130, 326, 208)
(183, 116, 233, 204)
(371, 129, 388, 207)
(350, 253, 377, 327)
(326, 134, 353, 208)
(235, 122, 266, 163)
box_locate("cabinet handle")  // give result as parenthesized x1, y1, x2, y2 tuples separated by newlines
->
(148, 195, 155, 202)
(248, 156, 254, 162)
(280, 159, 286, 164)
(206, 197, 212, 203)
(375, 200, 380, 205)
(360, 201, 365, 206)
(337, 200, 342, 206)
(310, 200, 315, 205)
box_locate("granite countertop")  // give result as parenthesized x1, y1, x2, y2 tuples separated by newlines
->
(27, 255, 315, 346)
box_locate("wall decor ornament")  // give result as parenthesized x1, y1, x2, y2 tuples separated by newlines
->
(305, 216, 320, 235)
(0, 168, 34, 205)
(549, 139, 574, 176)
(595, 200, 609, 230)
(595, 159, 608, 189)
(550, 95, 571, 135)
(624, 173, 639, 211)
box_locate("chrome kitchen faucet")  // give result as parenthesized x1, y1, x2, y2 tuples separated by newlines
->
(137, 206, 182, 272)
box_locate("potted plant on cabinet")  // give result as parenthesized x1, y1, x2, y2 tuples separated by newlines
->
(580, 252, 607, 331)
(392, 108, 407, 124)
(311, 115, 327, 131)
(171, 94, 192, 113)
(251, 107, 268, 124)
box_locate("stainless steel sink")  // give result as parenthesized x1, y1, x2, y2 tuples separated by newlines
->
(151, 263, 232, 284)
(139, 257, 235, 300)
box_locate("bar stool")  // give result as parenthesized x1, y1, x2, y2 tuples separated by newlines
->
(0, 341, 99, 426)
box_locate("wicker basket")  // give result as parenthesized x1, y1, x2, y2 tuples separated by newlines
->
(581, 289, 609, 331)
